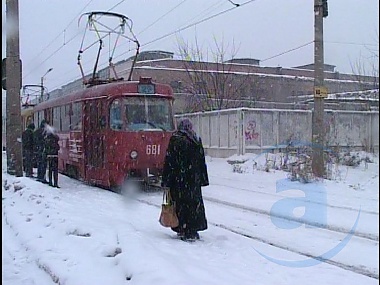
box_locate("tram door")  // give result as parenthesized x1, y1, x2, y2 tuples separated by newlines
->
(84, 100, 106, 185)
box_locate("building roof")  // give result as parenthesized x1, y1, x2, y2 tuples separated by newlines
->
(293, 63, 336, 72)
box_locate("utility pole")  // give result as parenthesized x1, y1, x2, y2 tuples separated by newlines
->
(5, 0, 23, 176)
(312, 0, 328, 177)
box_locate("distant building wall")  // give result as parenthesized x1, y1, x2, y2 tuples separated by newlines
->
(44, 52, 378, 112)
(176, 108, 379, 157)
(124, 61, 377, 104)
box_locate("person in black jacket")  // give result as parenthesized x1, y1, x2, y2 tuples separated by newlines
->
(22, 122, 35, 177)
(34, 120, 49, 183)
(161, 118, 209, 241)
(45, 125, 60, 188)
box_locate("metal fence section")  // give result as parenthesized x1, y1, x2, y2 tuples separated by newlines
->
(175, 108, 379, 158)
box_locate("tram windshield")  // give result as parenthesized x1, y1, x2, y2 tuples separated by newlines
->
(110, 97, 175, 131)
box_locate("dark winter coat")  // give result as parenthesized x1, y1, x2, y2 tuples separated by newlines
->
(34, 123, 47, 154)
(22, 123, 35, 151)
(45, 133, 60, 156)
(162, 130, 209, 234)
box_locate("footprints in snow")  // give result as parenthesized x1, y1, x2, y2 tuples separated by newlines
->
(105, 247, 122, 257)
(3, 179, 24, 192)
(4, 179, 131, 281)
(67, 229, 91, 237)
(66, 230, 123, 258)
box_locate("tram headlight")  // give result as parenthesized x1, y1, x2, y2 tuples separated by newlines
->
(130, 150, 138, 159)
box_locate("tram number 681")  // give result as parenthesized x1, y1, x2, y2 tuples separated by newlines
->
(146, 144, 161, 155)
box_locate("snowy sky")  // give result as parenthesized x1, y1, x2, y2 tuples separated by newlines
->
(2, 151, 379, 285)
(2, 0, 379, 96)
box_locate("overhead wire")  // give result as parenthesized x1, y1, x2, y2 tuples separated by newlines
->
(325, 40, 378, 47)
(24, 0, 378, 91)
(23, 0, 127, 83)
(136, 0, 189, 36)
(110, 0, 256, 63)
(23, 0, 95, 80)
(261, 41, 314, 62)
(50, 0, 236, 90)
(110, 0, 225, 66)
(107, 0, 126, 11)
(173, 0, 226, 35)
(141, 0, 255, 48)
(48, 0, 327, 91)
(47, 0, 128, 90)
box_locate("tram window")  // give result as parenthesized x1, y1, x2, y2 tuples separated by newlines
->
(109, 97, 173, 131)
(125, 98, 146, 130)
(53, 107, 61, 131)
(148, 101, 166, 123)
(147, 99, 174, 131)
(61, 105, 71, 131)
(35, 111, 43, 128)
(34, 113, 38, 127)
(110, 99, 123, 130)
(70, 102, 82, 130)
(128, 106, 145, 124)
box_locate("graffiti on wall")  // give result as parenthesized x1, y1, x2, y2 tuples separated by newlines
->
(233, 120, 238, 139)
(245, 120, 259, 141)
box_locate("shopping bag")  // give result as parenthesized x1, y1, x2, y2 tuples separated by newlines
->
(159, 189, 179, 228)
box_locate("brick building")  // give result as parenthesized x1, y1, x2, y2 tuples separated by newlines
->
(49, 50, 379, 113)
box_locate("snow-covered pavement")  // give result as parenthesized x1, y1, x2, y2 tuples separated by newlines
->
(2, 151, 379, 285)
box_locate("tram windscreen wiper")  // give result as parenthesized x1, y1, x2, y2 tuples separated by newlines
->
(145, 121, 166, 131)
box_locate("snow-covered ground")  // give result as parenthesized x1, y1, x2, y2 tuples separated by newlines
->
(2, 151, 379, 285)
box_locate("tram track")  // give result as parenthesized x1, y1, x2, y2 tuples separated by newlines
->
(148, 181, 378, 241)
(3, 171, 378, 282)
(209, 175, 378, 216)
(137, 197, 379, 280)
(211, 222, 379, 280)
(202, 195, 378, 242)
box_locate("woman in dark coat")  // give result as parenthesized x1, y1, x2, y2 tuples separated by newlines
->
(162, 118, 209, 241)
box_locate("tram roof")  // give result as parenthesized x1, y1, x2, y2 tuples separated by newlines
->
(33, 79, 173, 111)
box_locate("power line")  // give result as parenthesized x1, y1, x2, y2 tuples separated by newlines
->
(137, 0, 189, 36)
(259, 39, 380, 66)
(49, 0, 250, 90)
(22, 29, 83, 81)
(325, 40, 378, 47)
(22, 0, 126, 82)
(119, 0, 257, 57)
(176, 1, 226, 31)
(42, 0, 257, 90)
(260, 41, 314, 62)
(108, 0, 126, 11)
(24, 0, 95, 73)
(227, 0, 240, 7)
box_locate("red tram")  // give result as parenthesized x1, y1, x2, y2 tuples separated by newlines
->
(31, 77, 175, 190)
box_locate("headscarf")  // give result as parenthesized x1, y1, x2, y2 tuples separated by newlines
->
(178, 118, 193, 132)
(177, 118, 198, 143)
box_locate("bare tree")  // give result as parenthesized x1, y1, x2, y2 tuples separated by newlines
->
(350, 55, 379, 91)
(176, 35, 255, 112)
(350, 30, 379, 91)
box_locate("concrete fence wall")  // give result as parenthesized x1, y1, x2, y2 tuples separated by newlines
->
(176, 108, 379, 158)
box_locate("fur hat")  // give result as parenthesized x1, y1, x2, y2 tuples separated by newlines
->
(40, 120, 49, 128)
(27, 123, 35, 130)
